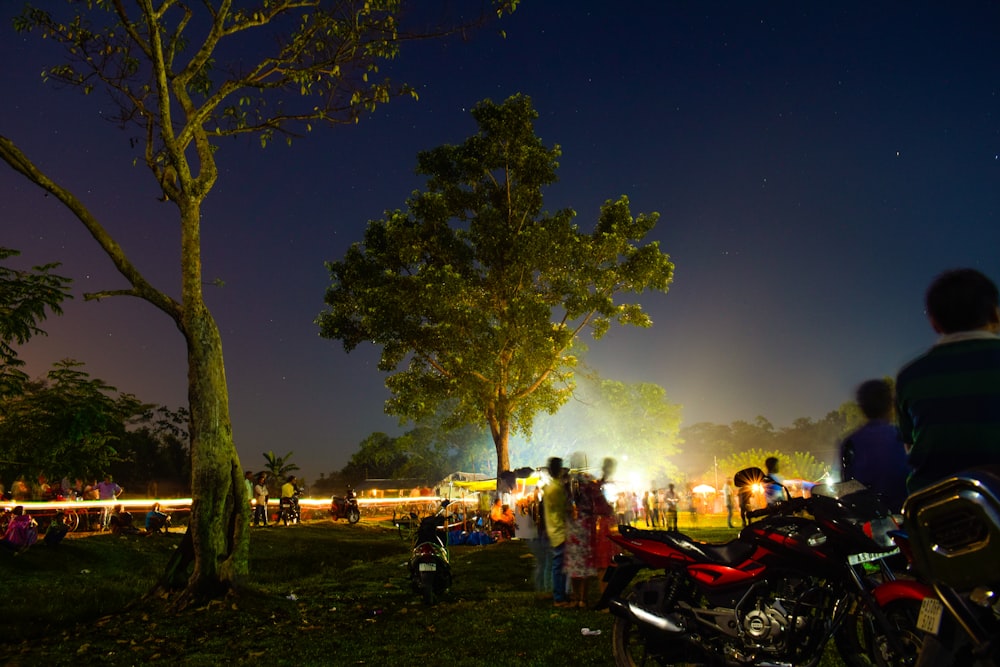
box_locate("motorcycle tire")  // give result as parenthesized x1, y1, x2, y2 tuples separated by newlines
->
(611, 591, 702, 667)
(835, 598, 923, 667)
(347, 507, 360, 524)
(870, 598, 925, 667)
(419, 570, 436, 605)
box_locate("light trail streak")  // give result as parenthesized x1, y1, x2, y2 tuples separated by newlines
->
(0, 496, 478, 513)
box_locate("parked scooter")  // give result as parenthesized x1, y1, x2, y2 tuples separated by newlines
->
(902, 465, 1000, 667)
(596, 467, 929, 667)
(329, 487, 361, 524)
(408, 499, 452, 605)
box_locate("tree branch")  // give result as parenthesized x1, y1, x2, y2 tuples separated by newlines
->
(0, 134, 182, 324)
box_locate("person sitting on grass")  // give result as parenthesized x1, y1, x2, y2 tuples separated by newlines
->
(1, 506, 38, 554)
(145, 503, 171, 535)
(108, 505, 139, 535)
(44, 510, 69, 547)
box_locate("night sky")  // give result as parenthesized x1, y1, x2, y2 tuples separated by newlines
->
(3, 2, 999, 480)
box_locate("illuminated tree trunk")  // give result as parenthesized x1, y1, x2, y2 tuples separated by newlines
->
(487, 401, 512, 474)
(178, 307, 249, 596)
(163, 206, 250, 601)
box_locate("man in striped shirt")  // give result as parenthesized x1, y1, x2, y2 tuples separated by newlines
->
(896, 268, 1000, 492)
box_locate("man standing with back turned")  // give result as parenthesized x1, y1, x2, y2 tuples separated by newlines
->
(896, 268, 1000, 493)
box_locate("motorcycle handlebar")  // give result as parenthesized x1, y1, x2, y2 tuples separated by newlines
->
(747, 496, 809, 519)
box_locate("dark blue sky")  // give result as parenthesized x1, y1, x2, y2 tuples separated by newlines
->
(3, 2, 999, 479)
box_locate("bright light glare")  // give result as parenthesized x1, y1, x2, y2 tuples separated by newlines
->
(0, 498, 193, 512)
(0, 495, 477, 514)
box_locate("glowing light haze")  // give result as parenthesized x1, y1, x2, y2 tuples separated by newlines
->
(2, 3, 998, 479)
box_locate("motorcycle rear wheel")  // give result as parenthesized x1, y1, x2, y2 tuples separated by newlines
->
(419, 570, 436, 605)
(878, 600, 924, 666)
(835, 598, 923, 667)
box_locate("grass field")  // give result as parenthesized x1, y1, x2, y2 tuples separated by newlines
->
(0, 514, 846, 666)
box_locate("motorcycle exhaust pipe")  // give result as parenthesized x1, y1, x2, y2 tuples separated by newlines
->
(608, 598, 685, 634)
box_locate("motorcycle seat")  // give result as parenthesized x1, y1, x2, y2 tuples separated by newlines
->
(619, 525, 756, 564)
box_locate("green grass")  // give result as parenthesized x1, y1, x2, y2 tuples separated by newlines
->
(0, 517, 846, 666)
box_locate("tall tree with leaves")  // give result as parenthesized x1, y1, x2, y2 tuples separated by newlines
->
(1, 1, 518, 603)
(318, 95, 674, 478)
(0, 248, 72, 397)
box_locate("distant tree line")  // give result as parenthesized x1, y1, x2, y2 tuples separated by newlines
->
(1, 248, 189, 498)
(0, 359, 190, 499)
(327, 375, 868, 492)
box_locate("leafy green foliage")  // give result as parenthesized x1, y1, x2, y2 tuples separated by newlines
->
(341, 423, 489, 484)
(716, 448, 830, 487)
(0, 248, 72, 396)
(319, 95, 675, 474)
(110, 405, 191, 494)
(262, 449, 300, 483)
(0, 360, 143, 484)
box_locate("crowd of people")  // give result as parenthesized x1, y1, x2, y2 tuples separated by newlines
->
(244, 470, 303, 527)
(0, 471, 172, 556)
(0, 499, 173, 556)
(0, 474, 120, 504)
(513, 453, 618, 609)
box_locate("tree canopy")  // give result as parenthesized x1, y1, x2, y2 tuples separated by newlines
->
(318, 95, 675, 476)
(0, 360, 143, 485)
(0, 248, 72, 396)
(2, 0, 519, 603)
(262, 450, 300, 486)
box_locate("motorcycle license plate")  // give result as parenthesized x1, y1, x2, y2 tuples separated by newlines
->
(917, 597, 944, 635)
(418, 563, 437, 572)
(847, 547, 900, 565)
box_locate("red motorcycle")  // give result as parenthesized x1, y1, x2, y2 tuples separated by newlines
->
(596, 467, 932, 666)
(329, 487, 361, 524)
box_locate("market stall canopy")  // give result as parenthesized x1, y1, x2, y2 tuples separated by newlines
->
(447, 468, 540, 493)
(354, 478, 427, 494)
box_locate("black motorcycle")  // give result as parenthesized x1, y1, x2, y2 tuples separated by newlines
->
(903, 465, 1000, 667)
(329, 487, 361, 524)
(408, 499, 452, 605)
(277, 487, 302, 526)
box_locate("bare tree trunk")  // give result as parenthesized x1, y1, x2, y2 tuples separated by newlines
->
(183, 305, 249, 598)
(491, 413, 511, 474)
(161, 306, 249, 603)
(158, 196, 250, 603)
(0, 135, 251, 603)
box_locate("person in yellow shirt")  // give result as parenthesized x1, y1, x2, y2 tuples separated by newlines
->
(279, 475, 300, 524)
(543, 457, 570, 607)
